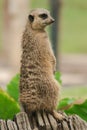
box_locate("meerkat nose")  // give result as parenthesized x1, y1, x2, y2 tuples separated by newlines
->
(50, 18, 55, 23)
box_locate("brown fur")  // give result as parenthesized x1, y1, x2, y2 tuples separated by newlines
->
(19, 8, 62, 119)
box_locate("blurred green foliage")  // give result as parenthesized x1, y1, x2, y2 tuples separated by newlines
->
(0, 89, 20, 120)
(31, 0, 49, 9)
(61, 0, 87, 53)
(7, 74, 20, 102)
(58, 98, 75, 110)
(58, 98, 87, 121)
(55, 72, 62, 84)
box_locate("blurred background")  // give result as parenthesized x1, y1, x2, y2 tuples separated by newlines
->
(0, 0, 87, 98)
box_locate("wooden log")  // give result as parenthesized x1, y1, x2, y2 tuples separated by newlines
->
(15, 112, 32, 130)
(37, 112, 46, 130)
(7, 120, 18, 130)
(0, 120, 8, 130)
(0, 112, 87, 130)
(47, 113, 58, 130)
(42, 112, 51, 130)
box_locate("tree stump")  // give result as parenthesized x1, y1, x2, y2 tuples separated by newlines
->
(0, 112, 87, 130)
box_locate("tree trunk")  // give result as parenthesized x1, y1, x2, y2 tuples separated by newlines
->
(50, 0, 62, 70)
(3, 0, 29, 71)
(0, 112, 87, 130)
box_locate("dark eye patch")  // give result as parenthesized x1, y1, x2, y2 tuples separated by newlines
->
(39, 13, 48, 19)
(28, 15, 34, 22)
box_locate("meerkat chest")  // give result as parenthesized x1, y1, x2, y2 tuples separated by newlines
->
(36, 33, 53, 54)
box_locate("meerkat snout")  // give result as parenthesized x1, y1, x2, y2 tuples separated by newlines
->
(28, 8, 55, 30)
(49, 17, 55, 23)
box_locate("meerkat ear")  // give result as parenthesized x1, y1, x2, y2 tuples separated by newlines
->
(28, 15, 34, 22)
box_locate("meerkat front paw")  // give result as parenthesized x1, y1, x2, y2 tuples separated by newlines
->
(52, 110, 65, 121)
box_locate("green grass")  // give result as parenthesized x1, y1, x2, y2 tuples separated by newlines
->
(31, 0, 49, 9)
(61, 3, 87, 53)
(61, 86, 87, 99)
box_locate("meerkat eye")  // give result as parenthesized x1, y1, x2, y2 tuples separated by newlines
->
(28, 15, 34, 22)
(39, 13, 48, 19)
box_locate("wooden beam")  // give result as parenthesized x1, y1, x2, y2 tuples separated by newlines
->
(0, 112, 87, 130)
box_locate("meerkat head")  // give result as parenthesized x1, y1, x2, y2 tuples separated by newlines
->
(28, 8, 55, 30)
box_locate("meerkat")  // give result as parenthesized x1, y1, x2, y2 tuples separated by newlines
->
(19, 8, 63, 120)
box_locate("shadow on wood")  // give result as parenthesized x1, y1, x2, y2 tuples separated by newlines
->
(0, 112, 87, 130)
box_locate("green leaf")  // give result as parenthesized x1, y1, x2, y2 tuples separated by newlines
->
(0, 89, 20, 120)
(6, 74, 20, 102)
(55, 72, 62, 84)
(58, 98, 75, 110)
(65, 100, 87, 121)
